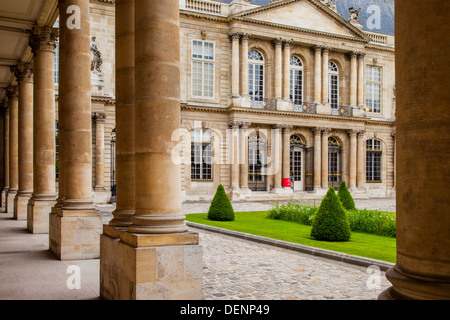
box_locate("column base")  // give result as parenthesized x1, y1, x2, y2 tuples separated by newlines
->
(100, 228, 203, 300)
(93, 188, 109, 204)
(49, 207, 102, 260)
(14, 192, 31, 220)
(1, 188, 8, 212)
(27, 197, 56, 234)
(379, 266, 450, 300)
(6, 190, 17, 214)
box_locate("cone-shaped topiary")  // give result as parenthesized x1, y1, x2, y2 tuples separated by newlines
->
(207, 184, 235, 221)
(337, 181, 356, 211)
(310, 187, 351, 241)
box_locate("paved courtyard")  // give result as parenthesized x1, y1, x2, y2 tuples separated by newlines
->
(0, 198, 395, 300)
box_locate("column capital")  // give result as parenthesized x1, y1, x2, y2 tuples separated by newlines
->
(241, 121, 251, 130)
(283, 39, 294, 48)
(241, 33, 251, 41)
(10, 63, 33, 83)
(322, 127, 331, 135)
(29, 26, 59, 56)
(6, 86, 19, 101)
(229, 120, 242, 129)
(283, 125, 293, 134)
(348, 51, 359, 59)
(312, 127, 323, 135)
(92, 112, 107, 123)
(347, 129, 358, 137)
(358, 52, 366, 59)
(312, 45, 323, 54)
(322, 46, 331, 54)
(358, 130, 366, 137)
(272, 124, 283, 131)
(272, 37, 284, 47)
(228, 32, 241, 41)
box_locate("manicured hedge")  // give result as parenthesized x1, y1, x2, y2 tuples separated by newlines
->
(337, 181, 356, 211)
(207, 184, 235, 221)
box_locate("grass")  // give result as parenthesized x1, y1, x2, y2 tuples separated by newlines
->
(186, 211, 396, 263)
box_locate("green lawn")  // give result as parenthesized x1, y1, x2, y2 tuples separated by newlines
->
(186, 211, 396, 263)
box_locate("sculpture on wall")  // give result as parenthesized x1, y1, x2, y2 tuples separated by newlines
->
(90, 36, 103, 73)
(320, 0, 337, 12)
(348, 7, 362, 24)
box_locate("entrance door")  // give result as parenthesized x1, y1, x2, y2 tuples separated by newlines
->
(290, 147, 304, 191)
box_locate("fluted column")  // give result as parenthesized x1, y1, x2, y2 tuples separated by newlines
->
(321, 128, 330, 189)
(230, 32, 240, 98)
(93, 112, 106, 192)
(28, 26, 58, 233)
(50, 0, 102, 261)
(271, 124, 282, 191)
(240, 122, 250, 191)
(241, 33, 250, 99)
(2, 102, 10, 211)
(282, 125, 293, 190)
(274, 38, 283, 99)
(349, 51, 358, 107)
(229, 120, 241, 194)
(109, 0, 135, 227)
(12, 63, 33, 220)
(312, 127, 322, 190)
(356, 130, 365, 188)
(283, 40, 292, 101)
(357, 53, 366, 107)
(379, 0, 450, 300)
(313, 46, 322, 104)
(348, 130, 357, 189)
(6, 87, 18, 214)
(321, 47, 330, 104)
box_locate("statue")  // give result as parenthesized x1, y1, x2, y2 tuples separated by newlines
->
(348, 7, 362, 24)
(90, 36, 103, 73)
(320, 0, 337, 12)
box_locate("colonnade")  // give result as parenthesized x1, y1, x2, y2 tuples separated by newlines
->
(229, 33, 365, 108)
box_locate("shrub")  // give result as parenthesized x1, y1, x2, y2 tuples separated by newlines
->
(207, 184, 235, 221)
(267, 200, 317, 225)
(310, 187, 351, 241)
(337, 181, 356, 211)
(347, 209, 396, 237)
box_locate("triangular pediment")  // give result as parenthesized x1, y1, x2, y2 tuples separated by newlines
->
(234, 0, 367, 40)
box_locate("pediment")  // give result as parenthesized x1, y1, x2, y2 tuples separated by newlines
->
(234, 0, 367, 40)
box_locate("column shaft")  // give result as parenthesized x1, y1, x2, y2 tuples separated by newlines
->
(322, 47, 329, 104)
(356, 130, 365, 187)
(6, 87, 18, 214)
(321, 128, 329, 188)
(313, 128, 321, 190)
(282, 126, 292, 187)
(110, 0, 135, 226)
(282, 41, 291, 101)
(357, 54, 365, 107)
(230, 33, 240, 97)
(2, 103, 10, 210)
(230, 121, 240, 192)
(350, 52, 358, 106)
(239, 122, 250, 190)
(313, 46, 322, 104)
(93, 113, 106, 191)
(348, 130, 357, 189)
(240, 34, 249, 98)
(272, 125, 282, 190)
(130, 0, 187, 234)
(274, 39, 282, 99)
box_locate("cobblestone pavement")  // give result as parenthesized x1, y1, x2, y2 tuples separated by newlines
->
(98, 198, 395, 300)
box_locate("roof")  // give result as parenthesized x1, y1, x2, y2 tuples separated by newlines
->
(215, 0, 395, 35)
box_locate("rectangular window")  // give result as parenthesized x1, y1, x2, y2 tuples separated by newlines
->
(191, 130, 213, 182)
(366, 66, 382, 113)
(366, 139, 382, 182)
(192, 40, 214, 98)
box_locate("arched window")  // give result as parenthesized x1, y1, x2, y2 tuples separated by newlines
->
(191, 129, 213, 182)
(248, 50, 264, 102)
(328, 61, 339, 114)
(366, 139, 382, 182)
(328, 137, 341, 188)
(248, 131, 267, 191)
(290, 56, 303, 108)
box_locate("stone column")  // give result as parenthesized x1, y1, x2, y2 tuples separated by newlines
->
(379, 0, 450, 300)
(92, 112, 106, 194)
(6, 86, 18, 214)
(240, 122, 250, 192)
(321, 128, 330, 189)
(27, 26, 58, 233)
(240, 33, 250, 102)
(230, 32, 241, 98)
(108, 0, 135, 228)
(348, 129, 357, 189)
(50, 0, 102, 260)
(321, 47, 330, 104)
(312, 127, 322, 190)
(357, 53, 365, 107)
(282, 40, 292, 101)
(356, 130, 365, 188)
(2, 101, 10, 211)
(274, 38, 283, 99)
(282, 125, 293, 191)
(349, 51, 358, 107)
(117, 0, 202, 300)
(230, 120, 241, 195)
(272, 124, 282, 192)
(313, 46, 322, 104)
(12, 63, 33, 221)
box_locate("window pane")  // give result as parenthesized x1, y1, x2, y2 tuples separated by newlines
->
(193, 40, 202, 59)
(204, 42, 214, 60)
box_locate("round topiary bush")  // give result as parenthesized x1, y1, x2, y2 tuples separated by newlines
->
(337, 181, 356, 211)
(310, 187, 351, 241)
(207, 184, 235, 221)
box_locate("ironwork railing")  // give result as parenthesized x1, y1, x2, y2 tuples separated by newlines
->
(250, 98, 277, 110)
(293, 102, 317, 114)
(332, 105, 353, 117)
